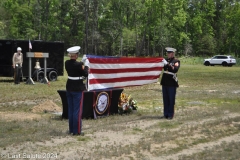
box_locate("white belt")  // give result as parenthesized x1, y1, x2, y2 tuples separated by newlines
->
(164, 71, 178, 82)
(68, 76, 83, 80)
(164, 71, 175, 76)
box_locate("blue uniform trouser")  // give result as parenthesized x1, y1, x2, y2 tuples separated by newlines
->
(66, 91, 83, 134)
(162, 86, 176, 118)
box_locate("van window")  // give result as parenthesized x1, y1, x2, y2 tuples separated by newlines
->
(219, 56, 227, 59)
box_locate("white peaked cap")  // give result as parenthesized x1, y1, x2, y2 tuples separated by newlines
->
(165, 47, 176, 52)
(17, 47, 22, 51)
(67, 46, 81, 54)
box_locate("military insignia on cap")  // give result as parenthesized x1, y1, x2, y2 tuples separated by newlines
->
(67, 46, 81, 53)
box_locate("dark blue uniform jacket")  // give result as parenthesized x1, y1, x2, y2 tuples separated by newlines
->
(65, 59, 89, 91)
(160, 57, 180, 87)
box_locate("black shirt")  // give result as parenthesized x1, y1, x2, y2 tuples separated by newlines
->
(65, 59, 89, 91)
(160, 57, 180, 87)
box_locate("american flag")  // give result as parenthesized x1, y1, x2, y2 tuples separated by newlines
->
(86, 55, 164, 91)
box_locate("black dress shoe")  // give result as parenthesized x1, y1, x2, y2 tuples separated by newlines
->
(167, 117, 173, 120)
(73, 132, 84, 136)
(159, 116, 168, 119)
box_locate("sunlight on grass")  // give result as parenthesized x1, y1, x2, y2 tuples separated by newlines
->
(77, 136, 91, 142)
(0, 57, 240, 159)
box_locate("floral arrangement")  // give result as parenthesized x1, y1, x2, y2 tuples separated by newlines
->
(118, 92, 137, 114)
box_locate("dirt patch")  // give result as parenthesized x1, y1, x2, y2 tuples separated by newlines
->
(0, 100, 61, 121)
(157, 133, 240, 160)
(31, 100, 62, 113)
(1, 112, 240, 159)
(0, 111, 41, 121)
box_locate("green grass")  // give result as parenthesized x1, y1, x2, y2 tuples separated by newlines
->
(0, 56, 240, 159)
(0, 117, 67, 148)
(179, 141, 240, 160)
(179, 56, 240, 66)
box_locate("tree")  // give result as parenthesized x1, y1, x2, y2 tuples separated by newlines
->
(187, 0, 216, 56)
(226, 1, 240, 57)
(121, 27, 136, 56)
(1, 0, 240, 57)
(2, 0, 33, 39)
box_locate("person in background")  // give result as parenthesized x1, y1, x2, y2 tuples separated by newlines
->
(12, 47, 23, 85)
(65, 46, 89, 136)
(160, 47, 180, 120)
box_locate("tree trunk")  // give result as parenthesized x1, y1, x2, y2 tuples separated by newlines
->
(44, 0, 49, 40)
(84, 0, 89, 54)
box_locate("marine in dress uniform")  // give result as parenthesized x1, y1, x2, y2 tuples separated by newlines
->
(65, 46, 89, 136)
(12, 47, 23, 84)
(160, 47, 180, 120)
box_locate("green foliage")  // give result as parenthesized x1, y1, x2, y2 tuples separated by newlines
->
(0, 63, 240, 159)
(121, 27, 136, 55)
(0, 0, 240, 57)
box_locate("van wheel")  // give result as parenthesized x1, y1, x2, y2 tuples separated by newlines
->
(204, 61, 210, 66)
(222, 62, 228, 66)
(48, 71, 58, 81)
(37, 71, 45, 83)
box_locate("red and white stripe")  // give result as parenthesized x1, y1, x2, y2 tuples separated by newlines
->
(87, 57, 164, 91)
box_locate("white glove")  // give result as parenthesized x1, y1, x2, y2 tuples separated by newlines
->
(162, 59, 168, 66)
(81, 54, 87, 63)
(84, 59, 90, 67)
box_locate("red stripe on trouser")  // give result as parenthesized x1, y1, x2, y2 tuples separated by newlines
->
(93, 92, 96, 119)
(78, 92, 84, 134)
(108, 91, 112, 115)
